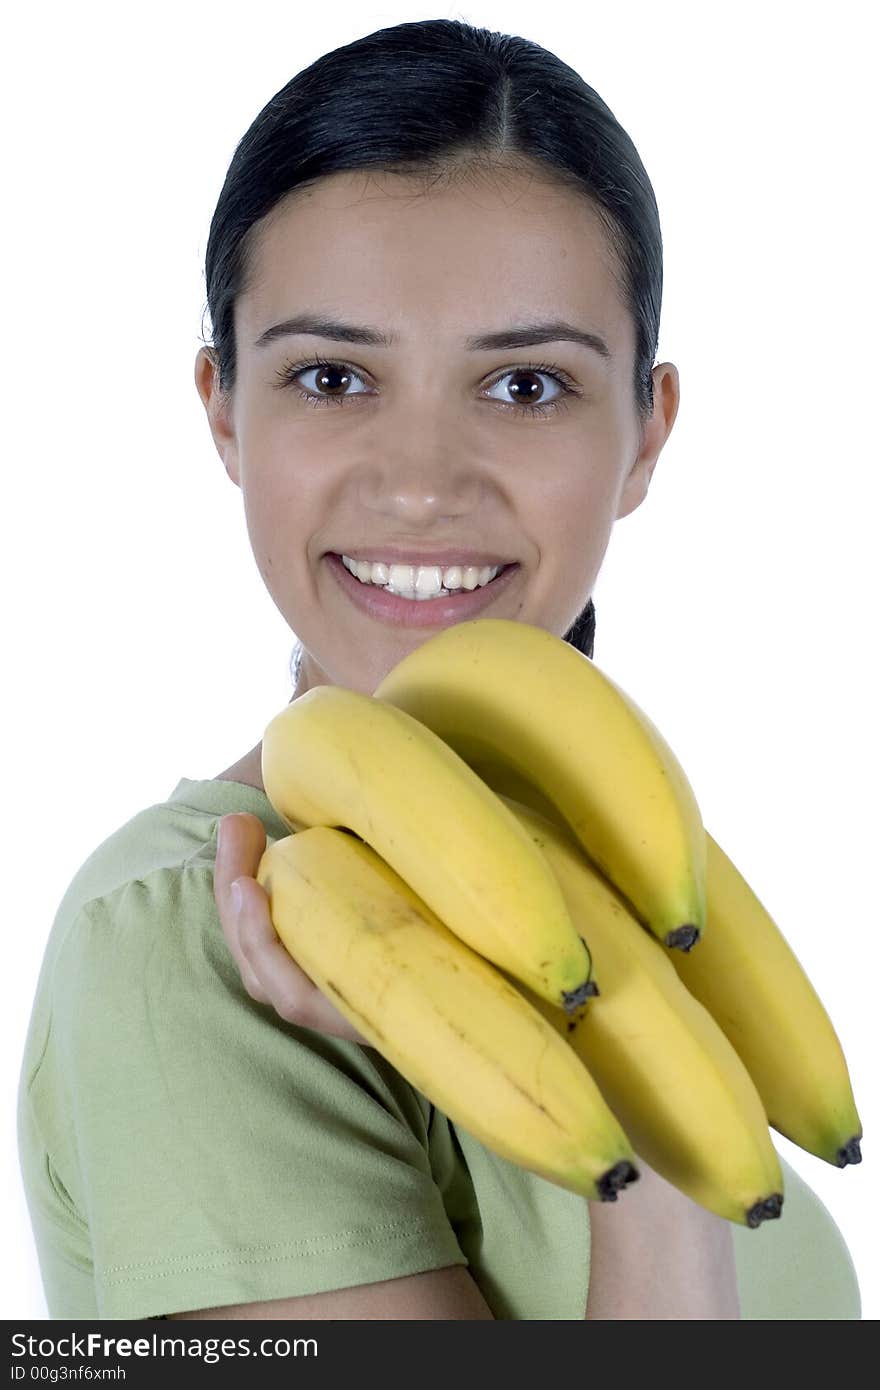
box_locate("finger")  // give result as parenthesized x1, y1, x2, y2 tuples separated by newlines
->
(237, 886, 370, 1044)
(214, 816, 371, 1044)
(214, 812, 266, 905)
(213, 813, 266, 962)
(220, 871, 303, 1011)
(238, 952, 272, 1005)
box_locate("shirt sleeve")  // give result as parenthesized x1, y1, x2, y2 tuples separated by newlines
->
(49, 866, 467, 1320)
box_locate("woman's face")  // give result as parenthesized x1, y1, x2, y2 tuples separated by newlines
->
(196, 165, 679, 697)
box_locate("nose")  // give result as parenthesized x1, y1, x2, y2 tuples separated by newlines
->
(356, 435, 486, 526)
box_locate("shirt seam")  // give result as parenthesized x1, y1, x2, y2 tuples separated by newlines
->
(103, 1219, 459, 1287)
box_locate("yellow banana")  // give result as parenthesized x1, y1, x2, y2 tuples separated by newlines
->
(471, 653, 864, 1170)
(375, 617, 706, 952)
(260, 685, 594, 1010)
(256, 825, 639, 1201)
(667, 831, 862, 1169)
(497, 793, 785, 1227)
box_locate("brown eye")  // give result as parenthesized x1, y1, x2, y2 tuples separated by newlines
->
(488, 367, 558, 408)
(274, 357, 367, 403)
(309, 363, 353, 396)
(484, 363, 580, 417)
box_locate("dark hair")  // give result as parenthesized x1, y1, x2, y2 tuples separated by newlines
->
(202, 17, 664, 676)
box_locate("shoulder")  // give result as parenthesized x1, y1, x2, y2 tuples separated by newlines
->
(46, 841, 434, 1149)
(23, 780, 435, 1171)
(39, 787, 227, 976)
(56, 861, 231, 1005)
(20, 789, 225, 1095)
(30, 773, 289, 1030)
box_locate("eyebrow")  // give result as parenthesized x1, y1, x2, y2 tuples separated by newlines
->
(253, 313, 612, 360)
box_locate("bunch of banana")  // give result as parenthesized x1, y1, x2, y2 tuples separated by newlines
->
(255, 823, 638, 1202)
(374, 616, 862, 1176)
(255, 616, 861, 1223)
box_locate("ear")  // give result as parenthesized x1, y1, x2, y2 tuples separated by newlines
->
(616, 362, 680, 520)
(194, 347, 241, 486)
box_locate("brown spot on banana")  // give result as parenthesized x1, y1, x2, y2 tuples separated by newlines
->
(437, 1016, 560, 1126)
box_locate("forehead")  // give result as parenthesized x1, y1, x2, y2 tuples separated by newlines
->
(239, 166, 631, 344)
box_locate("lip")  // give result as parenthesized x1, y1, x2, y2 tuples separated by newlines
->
(326, 551, 520, 629)
(334, 546, 513, 567)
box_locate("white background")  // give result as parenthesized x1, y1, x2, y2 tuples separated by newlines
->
(4, 0, 877, 1320)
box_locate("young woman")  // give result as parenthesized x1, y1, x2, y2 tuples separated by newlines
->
(18, 17, 861, 1321)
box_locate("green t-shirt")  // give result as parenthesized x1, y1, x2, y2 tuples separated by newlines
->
(18, 777, 861, 1320)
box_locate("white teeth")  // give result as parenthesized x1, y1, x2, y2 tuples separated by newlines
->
(414, 565, 444, 599)
(387, 563, 418, 596)
(341, 554, 503, 598)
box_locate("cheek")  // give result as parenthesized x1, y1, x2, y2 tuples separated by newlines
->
(240, 477, 305, 601)
(240, 435, 321, 555)
(528, 460, 620, 561)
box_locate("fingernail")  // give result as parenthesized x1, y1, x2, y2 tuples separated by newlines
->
(230, 881, 243, 914)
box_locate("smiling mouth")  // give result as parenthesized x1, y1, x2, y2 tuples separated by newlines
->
(326, 550, 520, 625)
(335, 553, 515, 600)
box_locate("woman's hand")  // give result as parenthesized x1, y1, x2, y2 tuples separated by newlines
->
(213, 812, 370, 1045)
